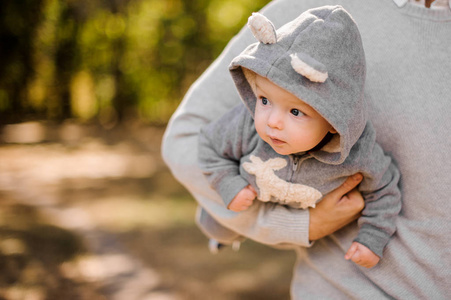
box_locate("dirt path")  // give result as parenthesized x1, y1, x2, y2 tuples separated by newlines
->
(0, 122, 295, 300)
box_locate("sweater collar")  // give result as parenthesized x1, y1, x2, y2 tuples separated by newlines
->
(393, 0, 451, 20)
(394, 0, 451, 10)
(429, 0, 451, 9)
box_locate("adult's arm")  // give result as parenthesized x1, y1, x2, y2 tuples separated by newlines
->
(162, 1, 363, 247)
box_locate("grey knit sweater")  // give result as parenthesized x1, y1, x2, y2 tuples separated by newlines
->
(162, 0, 451, 298)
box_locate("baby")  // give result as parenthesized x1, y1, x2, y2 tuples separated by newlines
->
(198, 6, 401, 268)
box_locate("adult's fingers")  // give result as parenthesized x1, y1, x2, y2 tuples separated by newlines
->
(332, 173, 363, 200)
(308, 174, 364, 241)
(316, 173, 363, 210)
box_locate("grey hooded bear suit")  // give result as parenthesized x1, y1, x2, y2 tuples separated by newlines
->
(198, 6, 401, 258)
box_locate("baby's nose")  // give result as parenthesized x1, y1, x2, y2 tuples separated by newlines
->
(267, 111, 283, 129)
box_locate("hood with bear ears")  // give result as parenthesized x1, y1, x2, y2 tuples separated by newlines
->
(229, 5, 367, 165)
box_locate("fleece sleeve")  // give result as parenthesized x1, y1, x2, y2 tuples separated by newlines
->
(354, 123, 402, 258)
(198, 104, 257, 207)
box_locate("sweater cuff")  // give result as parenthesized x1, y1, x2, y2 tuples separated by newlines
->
(354, 223, 391, 258)
(216, 176, 251, 208)
(257, 204, 313, 247)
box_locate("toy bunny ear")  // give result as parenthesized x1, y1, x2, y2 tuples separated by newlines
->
(247, 12, 277, 44)
(290, 53, 328, 83)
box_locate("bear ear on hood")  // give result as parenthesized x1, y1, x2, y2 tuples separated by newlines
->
(248, 13, 328, 84)
(291, 52, 328, 83)
(248, 12, 277, 44)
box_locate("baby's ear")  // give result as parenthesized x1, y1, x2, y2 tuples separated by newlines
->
(247, 12, 277, 44)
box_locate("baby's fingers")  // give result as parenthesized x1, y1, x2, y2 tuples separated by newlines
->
(234, 197, 254, 212)
(345, 242, 380, 268)
(246, 185, 257, 196)
(344, 242, 358, 260)
(242, 198, 254, 206)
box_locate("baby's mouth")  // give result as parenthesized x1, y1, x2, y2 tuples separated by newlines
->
(269, 136, 286, 145)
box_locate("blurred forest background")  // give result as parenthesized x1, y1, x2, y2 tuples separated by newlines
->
(0, 0, 270, 125)
(0, 0, 298, 299)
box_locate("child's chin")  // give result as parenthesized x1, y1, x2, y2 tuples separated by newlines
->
(271, 146, 291, 156)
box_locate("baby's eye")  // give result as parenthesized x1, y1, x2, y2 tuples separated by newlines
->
(290, 109, 304, 117)
(260, 97, 268, 105)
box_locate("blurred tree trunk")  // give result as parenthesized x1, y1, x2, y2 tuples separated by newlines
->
(0, 0, 44, 124)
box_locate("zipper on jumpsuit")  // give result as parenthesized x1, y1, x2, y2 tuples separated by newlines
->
(292, 156, 300, 172)
(290, 153, 311, 177)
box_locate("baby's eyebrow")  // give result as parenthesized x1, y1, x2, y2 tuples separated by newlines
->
(255, 83, 268, 95)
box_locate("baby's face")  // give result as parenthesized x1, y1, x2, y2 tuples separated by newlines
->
(253, 75, 334, 155)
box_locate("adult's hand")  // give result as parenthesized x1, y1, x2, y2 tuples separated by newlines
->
(309, 173, 364, 241)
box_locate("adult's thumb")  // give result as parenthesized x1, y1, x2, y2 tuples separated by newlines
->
(333, 173, 363, 198)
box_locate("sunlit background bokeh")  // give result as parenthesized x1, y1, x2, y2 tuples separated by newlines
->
(1, 0, 270, 125)
(0, 1, 297, 299)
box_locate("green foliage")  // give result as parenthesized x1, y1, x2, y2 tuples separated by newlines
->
(0, 0, 271, 125)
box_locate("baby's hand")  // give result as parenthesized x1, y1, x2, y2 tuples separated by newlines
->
(345, 242, 380, 268)
(228, 185, 257, 212)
